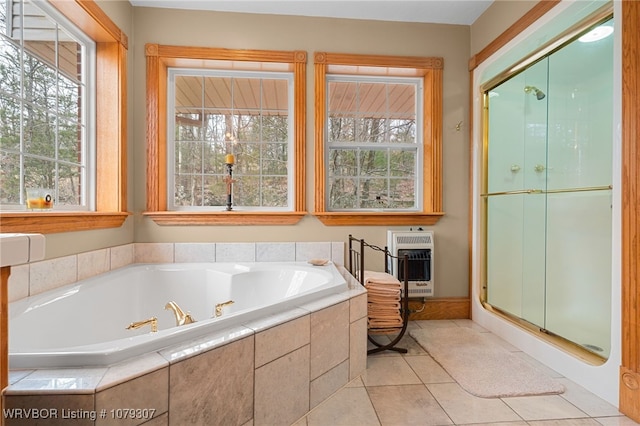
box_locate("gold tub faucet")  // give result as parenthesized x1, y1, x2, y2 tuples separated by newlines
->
(215, 300, 235, 317)
(165, 301, 196, 326)
(126, 317, 158, 333)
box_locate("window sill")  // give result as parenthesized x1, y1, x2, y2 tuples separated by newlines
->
(313, 212, 445, 226)
(0, 212, 130, 234)
(143, 211, 308, 226)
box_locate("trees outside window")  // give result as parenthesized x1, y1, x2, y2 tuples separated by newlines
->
(0, 0, 128, 234)
(314, 52, 444, 226)
(168, 70, 293, 210)
(326, 76, 421, 211)
(0, 0, 93, 210)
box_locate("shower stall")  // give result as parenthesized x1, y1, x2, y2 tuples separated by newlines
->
(482, 17, 614, 359)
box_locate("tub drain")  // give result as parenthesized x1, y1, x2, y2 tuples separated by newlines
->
(582, 343, 604, 352)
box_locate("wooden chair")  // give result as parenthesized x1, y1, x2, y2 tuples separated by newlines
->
(348, 234, 410, 354)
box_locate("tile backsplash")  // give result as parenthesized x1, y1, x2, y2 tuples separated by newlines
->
(7, 242, 345, 302)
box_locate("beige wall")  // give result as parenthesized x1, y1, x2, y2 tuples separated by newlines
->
(130, 8, 471, 297)
(96, 0, 133, 36)
(470, 0, 538, 55)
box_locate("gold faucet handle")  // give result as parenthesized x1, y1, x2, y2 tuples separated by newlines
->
(214, 300, 235, 317)
(183, 313, 196, 325)
(126, 316, 158, 333)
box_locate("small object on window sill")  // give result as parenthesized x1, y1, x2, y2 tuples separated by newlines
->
(308, 259, 329, 266)
(26, 188, 53, 210)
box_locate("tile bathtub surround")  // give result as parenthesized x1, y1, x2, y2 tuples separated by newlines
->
(7, 243, 135, 300)
(7, 241, 346, 303)
(253, 297, 365, 424)
(310, 301, 350, 380)
(173, 242, 215, 262)
(255, 345, 311, 425)
(133, 243, 174, 263)
(309, 359, 350, 409)
(96, 352, 169, 392)
(331, 242, 345, 264)
(169, 336, 254, 426)
(295, 242, 332, 262)
(95, 368, 169, 426)
(349, 316, 368, 380)
(77, 248, 110, 281)
(4, 265, 367, 426)
(256, 242, 296, 262)
(136, 241, 342, 264)
(28, 254, 77, 296)
(254, 314, 310, 368)
(215, 242, 257, 262)
(110, 244, 134, 270)
(6, 367, 108, 394)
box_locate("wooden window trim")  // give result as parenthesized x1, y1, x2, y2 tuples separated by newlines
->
(0, 0, 129, 234)
(313, 52, 444, 226)
(144, 44, 307, 226)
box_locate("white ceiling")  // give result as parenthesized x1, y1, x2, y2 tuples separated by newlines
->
(128, 0, 494, 25)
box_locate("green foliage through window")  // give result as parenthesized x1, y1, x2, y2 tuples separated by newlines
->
(169, 71, 292, 210)
(326, 77, 421, 210)
(0, 0, 91, 209)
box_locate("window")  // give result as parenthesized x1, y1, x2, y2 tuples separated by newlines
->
(145, 44, 307, 226)
(168, 69, 293, 211)
(326, 75, 422, 210)
(0, 0, 128, 233)
(1, 0, 94, 210)
(314, 52, 444, 225)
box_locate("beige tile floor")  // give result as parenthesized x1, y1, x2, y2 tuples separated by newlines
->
(294, 319, 640, 426)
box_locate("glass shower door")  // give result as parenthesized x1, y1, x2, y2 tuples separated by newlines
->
(484, 17, 614, 358)
(543, 19, 613, 357)
(486, 58, 548, 328)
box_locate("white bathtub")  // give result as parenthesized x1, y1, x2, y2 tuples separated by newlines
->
(9, 261, 347, 369)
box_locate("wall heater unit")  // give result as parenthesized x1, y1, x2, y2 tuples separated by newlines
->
(387, 230, 434, 297)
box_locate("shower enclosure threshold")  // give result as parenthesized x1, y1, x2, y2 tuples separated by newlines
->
(481, 303, 607, 366)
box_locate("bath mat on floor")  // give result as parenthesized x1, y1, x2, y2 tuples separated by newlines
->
(409, 327, 564, 398)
